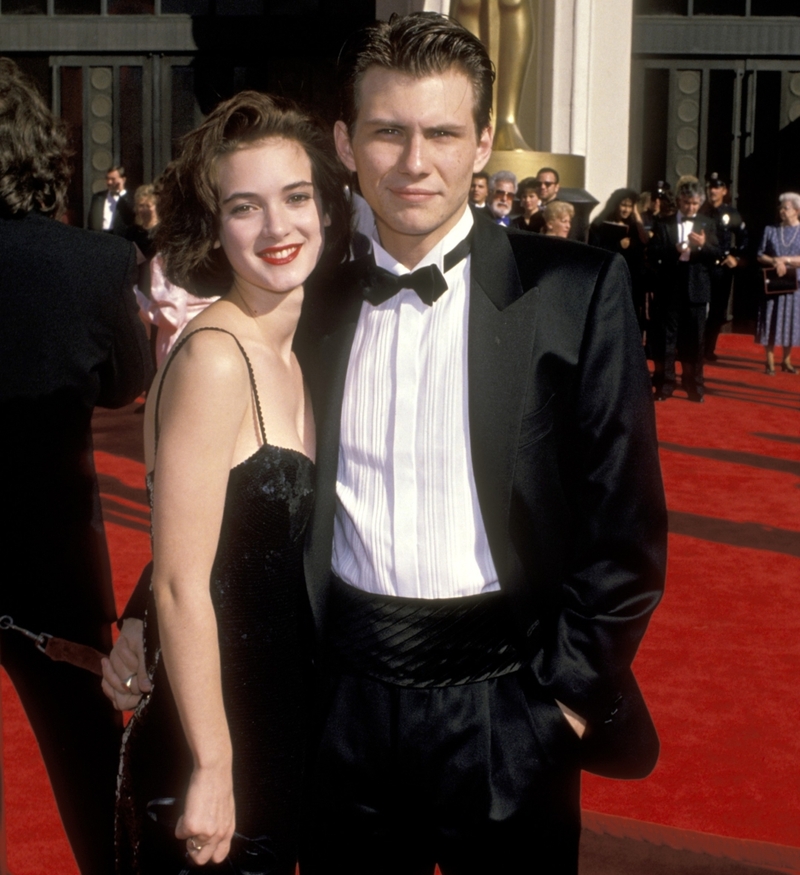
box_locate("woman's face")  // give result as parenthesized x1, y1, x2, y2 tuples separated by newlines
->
(779, 200, 799, 225)
(519, 188, 540, 217)
(136, 197, 157, 229)
(617, 199, 634, 220)
(546, 213, 571, 238)
(216, 137, 328, 298)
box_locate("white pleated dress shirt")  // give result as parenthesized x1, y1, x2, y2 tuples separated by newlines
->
(677, 212, 695, 261)
(102, 189, 124, 230)
(332, 207, 500, 599)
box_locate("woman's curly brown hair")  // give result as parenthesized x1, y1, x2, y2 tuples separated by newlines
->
(0, 58, 72, 218)
(156, 90, 352, 298)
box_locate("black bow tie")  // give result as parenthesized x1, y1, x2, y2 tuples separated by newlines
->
(361, 233, 472, 307)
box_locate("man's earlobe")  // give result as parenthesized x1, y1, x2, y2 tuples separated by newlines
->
(334, 120, 358, 173)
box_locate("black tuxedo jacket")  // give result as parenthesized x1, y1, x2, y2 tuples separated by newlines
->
(88, 189, 136, 235)
(649, 214, 722, 304)
(0, 211, 152, 645)
(299, 217, 667, 778)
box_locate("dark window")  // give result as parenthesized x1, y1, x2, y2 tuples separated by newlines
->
(215, 0, 263, 14)
(750, 0, 800, 15)
(54, 0, 101, 13)
(119, 66, 144, 190)
(171, 66, 200, 159)
(694, 0, 745, 14)
(161, 0, 210, 11)
(108, 0, 154, 12)
(640, 68, 670, 189)
(634, 0, 687, 14)
(0, 0, 47, 13)
(60, 66, 84, 227)
(706, 69, 736, 185)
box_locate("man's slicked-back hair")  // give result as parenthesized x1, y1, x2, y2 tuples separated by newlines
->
(0, 57, 72, 218)
(156, 90, 351, 298)
(338, 11, 495, 137)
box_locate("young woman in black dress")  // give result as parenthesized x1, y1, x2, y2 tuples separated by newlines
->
(108, 91, 349, 875)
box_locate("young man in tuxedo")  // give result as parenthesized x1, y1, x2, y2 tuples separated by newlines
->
(298, 12, 667, 875)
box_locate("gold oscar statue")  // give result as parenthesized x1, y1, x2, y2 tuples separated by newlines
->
(451, 0, 585, 188)
(453, 0, 532, 151)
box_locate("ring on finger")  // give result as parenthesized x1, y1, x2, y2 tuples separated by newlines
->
(123, 674, 136, 691)
(188, 837, 205, 853)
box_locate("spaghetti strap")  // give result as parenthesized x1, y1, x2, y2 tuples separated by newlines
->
(153, 327, 268, 451)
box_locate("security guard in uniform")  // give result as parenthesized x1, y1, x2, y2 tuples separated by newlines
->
(700, 172, 748, 361)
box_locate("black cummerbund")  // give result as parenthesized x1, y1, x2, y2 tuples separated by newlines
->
(327, 576, 525, 688)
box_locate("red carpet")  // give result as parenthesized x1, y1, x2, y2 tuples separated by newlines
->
(583, 335, 800, 862)
(2, 333, 799, 873)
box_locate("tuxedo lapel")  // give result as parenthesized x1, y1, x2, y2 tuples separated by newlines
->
(668, 217, 679, 247)
(467, 220, 540, 582)
(304, 261, 366, 628)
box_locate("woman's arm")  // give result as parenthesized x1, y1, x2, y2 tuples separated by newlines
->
(756, 226, 799, 276)
(149, 330, 251, 865)
(631, 204, 650, 246)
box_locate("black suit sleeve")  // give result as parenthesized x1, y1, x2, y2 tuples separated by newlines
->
(531, 253, 667, 724)
(96, 242, 154, 408)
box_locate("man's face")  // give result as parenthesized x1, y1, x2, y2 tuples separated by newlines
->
(470, 176, 488, 206)
(678, 194, 702, 218)
(489, 180, 515, 218)
(334, 66, 493, 263)
(535, 172, 559, 204)
(707, 185, 726, 208)
(106, 170, 124, 194)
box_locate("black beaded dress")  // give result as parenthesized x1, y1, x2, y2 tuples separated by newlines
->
(115, 328, 315, 875)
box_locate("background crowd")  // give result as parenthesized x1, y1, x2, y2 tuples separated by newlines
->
(471, 166, 799, 403)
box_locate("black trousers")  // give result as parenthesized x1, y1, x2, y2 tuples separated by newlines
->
(300, 669, 582, 875)
(1, 627, 122, 875)
(705, 267, 733, 358)
(652, 290, 707, 397)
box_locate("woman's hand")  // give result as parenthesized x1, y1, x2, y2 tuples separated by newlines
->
(176, 764, 236, 866)
(101, 618, 151, 711)
(775, 258, 788, 277)
(620, 237, 631, 250)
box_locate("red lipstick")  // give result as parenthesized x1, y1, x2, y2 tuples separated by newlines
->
(257, 244, 302, 265)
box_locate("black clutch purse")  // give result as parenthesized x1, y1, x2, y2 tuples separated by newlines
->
(762, 266, 798, 295)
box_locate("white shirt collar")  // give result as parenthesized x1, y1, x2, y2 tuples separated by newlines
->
(372, 205, 474, 275)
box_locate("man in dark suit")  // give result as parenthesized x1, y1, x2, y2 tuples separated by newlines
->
(298, 14, 667, 875)
(87, 164, 135, 235)
(700, 171, 748, 361)
(650, 180, 722, 402)
(0, 59, 152, 875)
